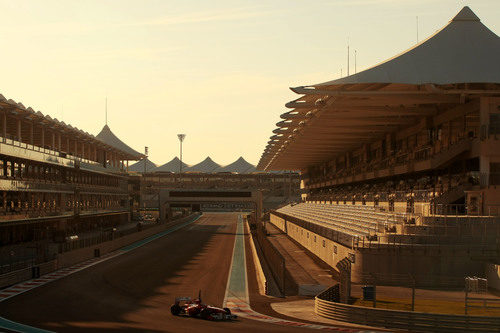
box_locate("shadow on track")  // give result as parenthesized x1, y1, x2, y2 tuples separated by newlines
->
(0, 215, 237, 333)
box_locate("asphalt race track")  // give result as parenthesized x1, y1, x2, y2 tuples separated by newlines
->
(0, 213, 316, 333)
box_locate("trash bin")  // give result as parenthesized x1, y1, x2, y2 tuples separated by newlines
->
(94, 248, 100, 258)
(31, 266, 40, 279)
(362, 285, 374, 301)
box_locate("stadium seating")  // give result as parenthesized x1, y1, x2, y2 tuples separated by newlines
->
(277, 202, 405, 238)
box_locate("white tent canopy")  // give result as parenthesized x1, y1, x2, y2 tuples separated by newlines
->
(96, 125, 143, 160)
(216, 157, 257, 173)
(129, 158, 157, 172)
(184, 157, 221, 173)
(154, 157, 189, 173)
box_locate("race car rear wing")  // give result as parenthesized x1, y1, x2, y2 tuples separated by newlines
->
(175, 296, 192, 302)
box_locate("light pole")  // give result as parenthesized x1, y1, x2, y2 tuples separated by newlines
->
(177, 134, 186, 174)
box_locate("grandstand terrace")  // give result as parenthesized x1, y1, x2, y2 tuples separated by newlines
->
(260, 7, 500, 287)
(0, 94, 143, 247)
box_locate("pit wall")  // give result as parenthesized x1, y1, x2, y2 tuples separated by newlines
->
(270, 213, 486, 287)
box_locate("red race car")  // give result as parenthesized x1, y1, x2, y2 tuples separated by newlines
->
(170, 291, 237, 321)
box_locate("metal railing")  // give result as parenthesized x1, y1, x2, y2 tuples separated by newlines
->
(315, 285, 500, 332)
(0, 135, 124, 173)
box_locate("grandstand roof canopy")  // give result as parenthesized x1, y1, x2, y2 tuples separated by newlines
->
(0, 94, 139, 159)
(258, 6, 500, 171)
(96, 125, 144, 160)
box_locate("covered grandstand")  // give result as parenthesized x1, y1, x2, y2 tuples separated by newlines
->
(260, 7, 500, 287)
(0, 94, 143, 249)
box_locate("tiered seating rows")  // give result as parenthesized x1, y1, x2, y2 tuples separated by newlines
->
(277, 203, 403, 238)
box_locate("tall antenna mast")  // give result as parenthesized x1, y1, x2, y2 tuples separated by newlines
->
(347, 39, 350, 76)
(355, 50, 357, 74)
(416, 16, 419, 43)
(105, 96, 108, 125)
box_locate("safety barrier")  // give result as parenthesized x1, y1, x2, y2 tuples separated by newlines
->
(315, 285, 500, 332)
(252, 221, 286, 295)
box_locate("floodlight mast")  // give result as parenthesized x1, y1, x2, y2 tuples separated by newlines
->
(177, 134, 186, 174)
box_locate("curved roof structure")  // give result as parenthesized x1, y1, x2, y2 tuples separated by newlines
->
(258, 7, 500, 171)
(185, 157, 221, 173)
(154, 157, 189, 173)
(216, 157, 257, 173)
(129, 158, 157, 173)
(318, 7, 500, 86)
(96, 125, 143, 160)
(0, 93, 139, 159)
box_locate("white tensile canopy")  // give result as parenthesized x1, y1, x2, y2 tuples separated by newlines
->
(154, 157, 189, 173)
(184, 157, 221, 173)
(128, 158, 157, 172)
(317, 6, 500, 86)
(96, 125, 144, 160)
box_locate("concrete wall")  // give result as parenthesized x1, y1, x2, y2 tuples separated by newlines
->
(270, 213, 487, 287)
(270, 214, 354, 276)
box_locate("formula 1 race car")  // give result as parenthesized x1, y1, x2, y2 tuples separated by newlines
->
(170, 291, 237, 321)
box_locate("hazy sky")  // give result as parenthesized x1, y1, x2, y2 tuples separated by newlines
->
(0, 0, 498, 166)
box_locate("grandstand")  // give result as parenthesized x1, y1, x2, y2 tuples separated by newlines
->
(0, 96, 143, 247)
(260, 7, 500, 287)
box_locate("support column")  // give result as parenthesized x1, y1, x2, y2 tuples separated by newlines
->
(52, 132, 56, 149)
(16, 119, 21, 142)
(41, 126, 45, 148)
(2, 112, 6, 139)
(74, 140, 78, 157)
(29, 122, 34, 145)
(66, 137, 70, 153)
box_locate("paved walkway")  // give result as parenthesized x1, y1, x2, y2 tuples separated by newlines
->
(265, 222, 334, 295)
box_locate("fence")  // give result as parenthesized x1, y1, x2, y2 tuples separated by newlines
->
(251, 221, 286, 295)
(0, 213, 201, 289)
(315, 285, 500, 332)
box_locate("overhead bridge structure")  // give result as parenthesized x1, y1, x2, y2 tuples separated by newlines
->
(158, 189, 262, 221)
